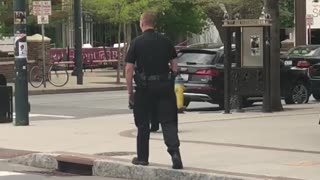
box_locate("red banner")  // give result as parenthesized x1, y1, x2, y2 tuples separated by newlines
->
(50, 46, 185, 63)
(50, 48, 123, 63)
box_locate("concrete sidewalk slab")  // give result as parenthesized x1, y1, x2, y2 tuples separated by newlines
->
(1, 103, 320, 179)
(8, 68, 127, 95)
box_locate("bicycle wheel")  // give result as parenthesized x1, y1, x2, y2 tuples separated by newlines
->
(48, 64, 69, 87)
(29, 66, 44, 88)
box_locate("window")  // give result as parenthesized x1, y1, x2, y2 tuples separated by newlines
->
(177, 52, 216, 65)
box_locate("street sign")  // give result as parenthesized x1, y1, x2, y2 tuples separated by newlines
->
(306, 14, 314, 26)
(32, 1, 52, 16)
(37, 15, 49, 24)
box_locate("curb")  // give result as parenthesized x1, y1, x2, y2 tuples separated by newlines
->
(9, 152, 261, 180)
(9, 153, 59, 170)
(27, 86, 127, 95)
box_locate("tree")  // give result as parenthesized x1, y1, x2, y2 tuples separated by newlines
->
(265, 0, 283, 111)
(199, 0, 264, 42)
(198, 0, 293, 42)
(279, 0, 294, 28)
(155, 1, 208, 44)
(82, 0, 171, 83)
(0, 0, 13, 38)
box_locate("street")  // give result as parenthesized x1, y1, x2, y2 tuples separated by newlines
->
(27, 91, 221, 121)
(27, 90, 319, 121)
(0, 161, 124, 180)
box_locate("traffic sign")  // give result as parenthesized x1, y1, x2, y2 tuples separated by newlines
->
(33, 1, 52, 16)
(306, 14, 314, 26)
(37, 15, 49, 24)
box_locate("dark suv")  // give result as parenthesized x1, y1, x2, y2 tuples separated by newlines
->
(177, 47, 311, 109)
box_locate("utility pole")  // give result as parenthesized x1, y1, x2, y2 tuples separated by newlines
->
(13, 0, 29, 126)
(295, 0, 306, 45)
(74, 0, 83, 84)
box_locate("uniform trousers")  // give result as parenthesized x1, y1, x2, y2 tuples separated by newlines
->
(133, 83, 180, 162)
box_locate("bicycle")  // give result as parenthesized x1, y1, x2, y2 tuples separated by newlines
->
(29, 59, 69, 88)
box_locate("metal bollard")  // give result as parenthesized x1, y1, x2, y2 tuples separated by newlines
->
(175, 75, 185, 113)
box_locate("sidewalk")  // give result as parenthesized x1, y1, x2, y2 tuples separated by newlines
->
(7, 68, 127, 95)
(1, 102, 320, 179)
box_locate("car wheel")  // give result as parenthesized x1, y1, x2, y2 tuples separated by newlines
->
(285, 82, 310, 104)
(243, 99, 254, 107)
(218, 95, 238, 110)
(313, 90, 320, 101)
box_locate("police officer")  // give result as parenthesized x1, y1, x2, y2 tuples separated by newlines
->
(125, 11, 183, 169)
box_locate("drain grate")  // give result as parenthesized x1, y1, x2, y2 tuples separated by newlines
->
(95, 151, 136, 157)
(58, 161, 92, 176)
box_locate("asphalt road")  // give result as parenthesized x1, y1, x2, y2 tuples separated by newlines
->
(27, 91, 220, 121)
(26, 91, 319, 121)
(0, 161, 124, 180)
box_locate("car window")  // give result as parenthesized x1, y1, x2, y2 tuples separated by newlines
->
(177, 52, 216, 65)
(288, 46, 320, 57)
(311, 48, 320, 56)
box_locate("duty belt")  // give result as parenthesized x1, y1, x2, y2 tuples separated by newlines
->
(139, 74, 172, 81)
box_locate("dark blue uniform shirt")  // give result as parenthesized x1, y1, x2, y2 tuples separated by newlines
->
(125, 29, 177, 75)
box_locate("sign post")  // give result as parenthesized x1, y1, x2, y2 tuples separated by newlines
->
(33, 1, 51, 88)
(306, 14, 314, 45)
(74, 0, 83, 85)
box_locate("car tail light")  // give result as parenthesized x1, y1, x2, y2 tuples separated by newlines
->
(309, 66, 318, 73)
(195, 69, 220, 76)
(297, 61, 310, 68)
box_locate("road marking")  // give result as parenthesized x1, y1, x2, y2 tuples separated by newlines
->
(13, 113, 75, 119)
(0, 171, 24, 176)
(284, 161, 320, 166)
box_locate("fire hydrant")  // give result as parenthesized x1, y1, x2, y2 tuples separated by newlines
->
(175, 75, 185, 113)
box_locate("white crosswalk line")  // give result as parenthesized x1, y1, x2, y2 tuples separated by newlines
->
(0, 171, 24, 176)
(13, 113, 75, 119)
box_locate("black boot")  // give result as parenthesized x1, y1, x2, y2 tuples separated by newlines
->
(132, 157, 149, 166)
(171, 152, 183, 169)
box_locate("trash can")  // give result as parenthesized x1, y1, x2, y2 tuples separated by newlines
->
(0, 74, 13, 123)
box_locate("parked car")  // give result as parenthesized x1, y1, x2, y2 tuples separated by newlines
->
(281, 45, 320, 67)
(282, 45, 320, 100)
(177, 47, 311, 109)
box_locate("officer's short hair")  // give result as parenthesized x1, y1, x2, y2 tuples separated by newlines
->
(141, 11, 156, 27)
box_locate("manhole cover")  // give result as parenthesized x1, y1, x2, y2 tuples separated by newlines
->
(95, 151, 136, 157)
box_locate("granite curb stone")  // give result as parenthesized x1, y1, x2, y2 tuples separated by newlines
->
(93, 159, 254, 180)
(9, 152, 59, 170)
(10, 152, 259, 180)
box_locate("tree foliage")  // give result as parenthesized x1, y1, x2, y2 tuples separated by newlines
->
(198, 0, 293, 42)
(82, 0, 170, 24)
(156, 1, 207, 43)
(0, 0, 13, 37)
(279, 0, 294, 28)
(82, 0, 208, 43)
